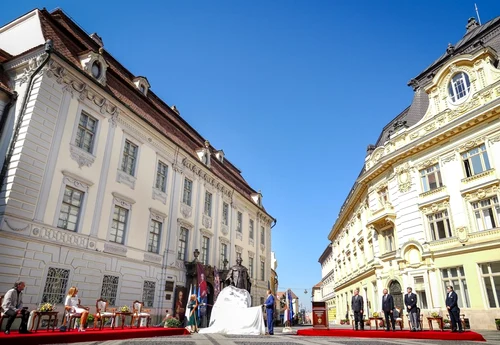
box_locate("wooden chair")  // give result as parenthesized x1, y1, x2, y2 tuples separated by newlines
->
(131, 301, 151, 328)
(394, 309, 404, 330)
(446, 313, 467, 330)
(0, 295, 22, 331)
(95, 298, 115, 330)
(406, 312, 424, 330)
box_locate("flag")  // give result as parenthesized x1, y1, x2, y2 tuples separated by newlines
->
(197, 263, 207, 318)
(185, 284, 192, 321)
(214, 267, 221, 303)
(288, 289, 294, 321)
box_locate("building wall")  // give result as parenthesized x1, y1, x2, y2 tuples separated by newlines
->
(0, 43, 273, 319)
(325, 48, 500, 329)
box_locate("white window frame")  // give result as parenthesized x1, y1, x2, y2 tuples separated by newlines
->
(236, 211, 242, 233)
(121, 139, 139, 176)
(260, 226, 265, 245)
(220, 242, 228, 268)
(201, 236, 210, 265)
(222, 202, 229, 225)
(420, 163, 443, 192)
(182, 178, 193, 206)
(69, 104, 102, 168)
(101, 275, 120, 306)
(142, 280, 156, 308)
(427, 210, 453, 240)
(248, 254, 254, 279)
(41, 267, 71, 305)
(479, 261, 500, 308)
(147, 208, 166, 254)
(471, 196, 500, 232)
(461, 144, 491, 178)
(155, 160, 168, 193)
(74, 110, 98, 154)
(53, 171, 93, 233)
(178, 227, 189, 261)
(249, 219, 254, 239)
(116, 134, 142, 189)
(204, 191, 212, 217)
(441, 266, 471, 308)
(260, 259, 265, 281)
(448, 72, 471, 103)
(108, 192, 135, 245)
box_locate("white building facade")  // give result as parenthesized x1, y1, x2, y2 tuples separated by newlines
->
(323, 17, 500, 329)
(0, 9, 275, 321)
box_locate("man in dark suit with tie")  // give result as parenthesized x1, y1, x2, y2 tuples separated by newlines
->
(404, 287, 420, 331)
(446, 285, 463, 333)
(351, 289, 364, 330)
(381, 288, 395, 331)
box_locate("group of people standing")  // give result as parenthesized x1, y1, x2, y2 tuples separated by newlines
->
(351, 285, 464, 333)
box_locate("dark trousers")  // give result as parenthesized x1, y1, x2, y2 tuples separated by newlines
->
(266, 309, 274, 334)
(5, 309, 29, 331)
(383, 310, 395, 330)
(354, 311, 364, 330)
(449, 308, 462, 331)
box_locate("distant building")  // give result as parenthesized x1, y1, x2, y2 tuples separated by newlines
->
(318, 243, 336, 322)
(0, 8, 275, 321)
(323, 17, 500, 329)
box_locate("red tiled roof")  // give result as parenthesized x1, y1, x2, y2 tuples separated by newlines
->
(313, 281, 323, 288)
(277, 290, 299, 299)
(35, 9, 272, 217)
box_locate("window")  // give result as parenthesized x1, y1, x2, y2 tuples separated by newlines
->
(148, 220, 162, 254)
(480, 261, 500, 308)
(248, 256, 254, 278)
(41, 267, 70, 304)
(471, 196, 500, 231)
(378, 187, 389, 207)
(441, 266, 470, 308)
(110, 205, 128, 244)
(448, 72, 471, 103)
(121, 140, 138, 176)
(236, 251, 242, 260)
(420, 164, 443, 192)
(142, 281, 155, 308)
(220, 243, 227, 268)
(237, 211, 242, 232)
(261, 226, 265, 245)
(462, 144, 491, 177)
(101, 275, 119, 306)
(260, 260, 265, 281)
(204, 191, 212, 217)
(427, 210, 452, 240)
(383, 228, 395, 252)
(249, 219, 254, 239)
(155, 161, 168, 192)
(417, 290, 428, 309)
(178, 227, 188, 260)
(201, 236, 210, 265)
(75, 112, 97, 153)
(182, 178, 193, 206)
(222, 202, 229, 225)
(57, 186, 83, 232)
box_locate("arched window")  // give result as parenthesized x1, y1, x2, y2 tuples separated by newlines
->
(448, 72, 471, 103)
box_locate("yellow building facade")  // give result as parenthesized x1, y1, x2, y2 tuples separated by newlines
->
(327, 17, 500, 330)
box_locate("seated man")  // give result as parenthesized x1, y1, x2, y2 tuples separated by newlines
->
(2, 281, 30, 334)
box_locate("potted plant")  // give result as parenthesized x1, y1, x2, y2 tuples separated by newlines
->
(86, 314, 95, 329)
(39, 303, 54, 312)
(495, 319, 500, 331)
(372, 312, 379, 318)
(431, 312, 439, 318)
(165, 318, 181, 328)
(443, 318, 450, 329)
(120, 305, 130, 313)
(340, 319, 345, 325)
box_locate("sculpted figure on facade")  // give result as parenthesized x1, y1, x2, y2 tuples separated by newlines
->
(224, 257, 252, 293)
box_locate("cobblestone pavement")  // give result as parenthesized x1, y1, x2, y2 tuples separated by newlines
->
(48, 327, 500, 345)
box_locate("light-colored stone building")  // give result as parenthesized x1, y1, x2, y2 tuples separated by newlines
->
(0, 8, 275, 321)
(318, 244, 336, 323)
(324, 17, 500, 329)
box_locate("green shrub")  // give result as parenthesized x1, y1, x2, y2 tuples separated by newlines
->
(165, 318, 181, 328)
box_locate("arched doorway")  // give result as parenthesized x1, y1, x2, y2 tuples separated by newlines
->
(389, 280, 403, 310)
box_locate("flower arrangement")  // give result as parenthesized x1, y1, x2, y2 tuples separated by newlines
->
(120, 305, 130, 312)
(39, 303, 54, 312)
(430, 311, 440, 317)
(372, 312, 379, 317)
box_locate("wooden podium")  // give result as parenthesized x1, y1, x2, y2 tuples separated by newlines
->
(312, 302, 328, 329)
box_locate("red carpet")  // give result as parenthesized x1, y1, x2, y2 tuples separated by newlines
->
(0, 327, 189, 345)
(296, 328, 486, 341)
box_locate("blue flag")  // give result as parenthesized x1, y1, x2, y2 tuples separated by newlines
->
(288, 289, 294, 321)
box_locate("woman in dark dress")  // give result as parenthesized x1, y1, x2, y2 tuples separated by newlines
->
(187, 294, 198, 333)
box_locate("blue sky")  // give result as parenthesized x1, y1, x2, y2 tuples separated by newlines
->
(3, 1, 500, 309)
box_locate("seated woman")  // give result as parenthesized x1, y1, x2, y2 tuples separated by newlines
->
(63, 286, 89, 332)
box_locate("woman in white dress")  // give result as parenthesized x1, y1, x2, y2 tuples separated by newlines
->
(64, 286, 89, 332)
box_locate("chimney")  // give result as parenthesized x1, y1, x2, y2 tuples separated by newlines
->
(90, 33, 104, 47)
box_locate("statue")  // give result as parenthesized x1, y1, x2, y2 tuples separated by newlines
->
(224, 257, 251, 293)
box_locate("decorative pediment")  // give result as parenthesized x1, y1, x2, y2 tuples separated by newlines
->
(79, 50, 108, 86)
(133, 76, 150, 95)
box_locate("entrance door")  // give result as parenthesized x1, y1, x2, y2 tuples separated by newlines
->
(389, 280, 403, 310)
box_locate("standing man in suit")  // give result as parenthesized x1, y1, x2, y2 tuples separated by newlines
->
(381, 288, 395, 331)
(446, 286, 463, 333)
(263, 290, 275, 335)
(351, 289, 364, 330)
(404, 287, 420, 331)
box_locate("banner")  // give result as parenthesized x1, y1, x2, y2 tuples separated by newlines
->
(174, 285, 187, 323)
(197, 263, 208, 317)
(214, 267, 221, 303)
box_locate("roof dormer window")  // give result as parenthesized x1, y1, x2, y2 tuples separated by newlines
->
(79, 51, 108, 86)
(133, 77, 150, 96)
(448, 72, 471, 103)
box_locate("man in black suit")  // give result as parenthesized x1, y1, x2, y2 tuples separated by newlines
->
(381, 288, 395, 331)
(446, 285, 463, 333)
(404, 287, 420, 331)
(351, 289, 364, 330)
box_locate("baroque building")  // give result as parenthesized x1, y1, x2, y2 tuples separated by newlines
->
(318, 243, 336, 323)
(0, 8, 275, 321)
(325, 17, 500, 329)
